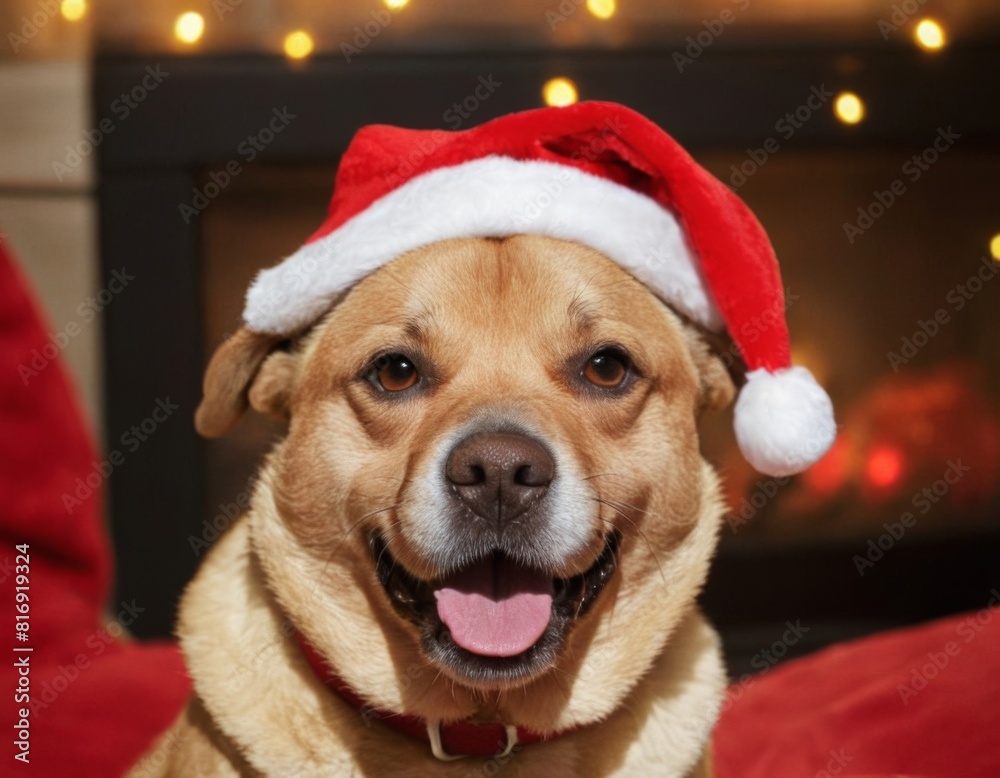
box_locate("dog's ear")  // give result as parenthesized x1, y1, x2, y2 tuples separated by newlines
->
(682, 326, 737, 414)
(194, 327, 297, 438)
(246, 350, 300, 422)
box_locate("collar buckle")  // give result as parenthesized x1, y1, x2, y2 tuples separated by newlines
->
(426, 720, 520, 761)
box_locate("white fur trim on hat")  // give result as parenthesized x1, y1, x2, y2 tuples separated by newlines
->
(243, 156, 723, 335)
(733, 367, 837, 477)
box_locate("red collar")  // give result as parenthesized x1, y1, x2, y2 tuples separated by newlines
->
(296, 634, 564, 759)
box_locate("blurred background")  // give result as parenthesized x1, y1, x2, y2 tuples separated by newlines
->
(2, 0, 998, 677)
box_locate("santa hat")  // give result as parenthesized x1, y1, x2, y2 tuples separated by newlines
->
(243, 101, 835, 477)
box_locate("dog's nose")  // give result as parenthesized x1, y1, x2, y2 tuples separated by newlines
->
(445, 432, 555, 527)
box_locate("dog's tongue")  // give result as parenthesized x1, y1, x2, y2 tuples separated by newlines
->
(434, 555, 553, 658)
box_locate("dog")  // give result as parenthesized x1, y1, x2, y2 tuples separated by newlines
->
(131, 234, 738, 777)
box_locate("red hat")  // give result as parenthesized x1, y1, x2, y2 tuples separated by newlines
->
(244, 101, 835, 476)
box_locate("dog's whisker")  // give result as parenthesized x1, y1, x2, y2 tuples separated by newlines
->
(345, 503, 400, 543)
(600, 495, 655, 517)
(321, 503, 402, 574)
(592, 497, 669, 589)
(592, 498, 634, 527)
(315, 505, 404, 584)
(374, 544, 392, 570)
(400, 660, 446, 712)
(350, 487, 403, 503)
(374, 520, 409, 579)
(379, 517, 405, 534)
(402, 665, 449, 712)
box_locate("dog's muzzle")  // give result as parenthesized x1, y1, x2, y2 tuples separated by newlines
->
(370, 424, 619, 685)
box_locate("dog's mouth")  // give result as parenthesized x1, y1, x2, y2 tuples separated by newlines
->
(372, 531, 620, 685)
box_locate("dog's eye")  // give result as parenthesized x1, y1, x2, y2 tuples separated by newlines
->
(372, 353, 419, 392)
(583, 348, 630, 389)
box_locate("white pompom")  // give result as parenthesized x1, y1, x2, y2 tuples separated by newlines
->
(733, 367, 836, 477)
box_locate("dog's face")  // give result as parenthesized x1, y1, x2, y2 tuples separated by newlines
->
(197, 235, 733, 714)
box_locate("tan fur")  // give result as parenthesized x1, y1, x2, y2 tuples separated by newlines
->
(195, 328, 283, 437)
(133, 236, 735, 777)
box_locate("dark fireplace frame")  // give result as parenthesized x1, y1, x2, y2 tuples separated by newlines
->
(95, 46, 1000, 652)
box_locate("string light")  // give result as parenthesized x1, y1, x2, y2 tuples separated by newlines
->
(834, 92, 865, 125)
(60, 0, 86, 21)
(174, 12, 205, 44)
(914, 19, 946, 51)
(543, 78, 578, 107)
(866, 446, 904, 489)
(283, 30, 314, 60)
(586, 0, 616, 20)
(990, 234, 1000, 262)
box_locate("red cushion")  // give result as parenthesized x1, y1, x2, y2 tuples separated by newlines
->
(0, 241, 190, 777)
(715, 605, 1000, 778)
